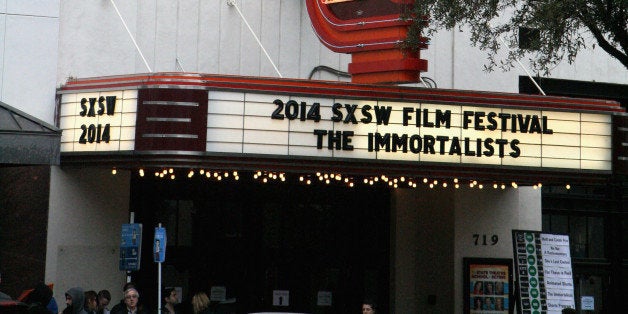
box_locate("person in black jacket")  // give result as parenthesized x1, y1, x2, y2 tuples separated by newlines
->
(96, 290, 111, 314)
(111, 288, 147, 314)
(109, 283, 135, 314)
(84, 291, 98, 314)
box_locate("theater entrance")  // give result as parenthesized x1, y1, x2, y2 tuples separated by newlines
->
(129, 174, 390, 314)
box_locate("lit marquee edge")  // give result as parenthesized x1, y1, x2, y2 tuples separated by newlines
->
(59, 89, 613, 172)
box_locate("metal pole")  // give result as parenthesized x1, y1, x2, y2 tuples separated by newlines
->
(157, 223, 162, 313)
(496, 36, 546, 95)
(127, 212, 135, 284)
(109, 0, 153, 73)
(227, 0, 283, 78)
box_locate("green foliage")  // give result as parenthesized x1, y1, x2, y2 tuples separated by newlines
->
(404, 0, 628, 74)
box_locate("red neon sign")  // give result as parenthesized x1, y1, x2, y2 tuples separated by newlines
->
(306, 0, 427, 84)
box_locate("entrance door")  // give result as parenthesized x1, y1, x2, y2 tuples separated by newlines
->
(574, 272, 608, 314)
(131, 176, 391, 314)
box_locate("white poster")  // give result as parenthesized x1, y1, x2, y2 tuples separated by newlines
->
(210, 286, 227, 302)
(317, 291, 332, 306)
(581, 296, 594, 310)
(273, 290, 289, 307)
(541, 234, 575, 313)
(513, 231, 575, 314)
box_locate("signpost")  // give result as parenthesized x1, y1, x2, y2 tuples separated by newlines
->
(154, 224, 167, 313)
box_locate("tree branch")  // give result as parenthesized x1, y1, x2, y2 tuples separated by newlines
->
(578, 6, 628, 68)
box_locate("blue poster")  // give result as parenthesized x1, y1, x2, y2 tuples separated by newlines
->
(154, 226, 167, 263)
(119, 223, 142, 271)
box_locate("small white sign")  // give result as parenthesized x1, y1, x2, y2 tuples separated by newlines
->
(581, 296, 594, 310)
(210, 286, 227, 302)
(317, 291, 332, 306)
(273, 290, 290, 307)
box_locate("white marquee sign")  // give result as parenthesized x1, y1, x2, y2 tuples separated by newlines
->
(59, 89, 613, 172)
(207, 91, 612, 171)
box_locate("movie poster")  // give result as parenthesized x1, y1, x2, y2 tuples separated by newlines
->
(464, 258, 513, 314)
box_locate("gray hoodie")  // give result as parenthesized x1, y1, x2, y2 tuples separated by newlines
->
(65, 287, 88, 314)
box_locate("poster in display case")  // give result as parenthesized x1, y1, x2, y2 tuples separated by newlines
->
(464, 257, 513, 314)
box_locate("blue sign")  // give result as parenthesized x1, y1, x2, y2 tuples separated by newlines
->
(119, 223, 142, 271)
(154, 226, 167, 263)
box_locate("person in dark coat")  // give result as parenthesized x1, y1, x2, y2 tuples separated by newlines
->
(111, 288, 147, 314)
(109, 283, 135, 314)
(84, 290, 98, 314)
(96, 290, 111, 314)
(24, 282, 58, 314)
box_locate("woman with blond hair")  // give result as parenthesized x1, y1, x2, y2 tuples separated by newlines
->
(191, 292, 210, 314)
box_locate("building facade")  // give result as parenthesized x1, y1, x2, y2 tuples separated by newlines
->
(1, 1, 626, 313)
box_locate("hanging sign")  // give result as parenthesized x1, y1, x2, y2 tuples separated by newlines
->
(153, 226, 167, 263)
(119, 223, 142, 271)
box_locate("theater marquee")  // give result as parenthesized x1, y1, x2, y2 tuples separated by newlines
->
(57, 73, 623, 178)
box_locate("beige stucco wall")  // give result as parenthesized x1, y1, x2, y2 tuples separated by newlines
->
(392, 186, 541, 313)
(46, 166, 130, 303)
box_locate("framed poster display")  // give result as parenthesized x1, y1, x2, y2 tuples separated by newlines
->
(464, 257, 513, 314)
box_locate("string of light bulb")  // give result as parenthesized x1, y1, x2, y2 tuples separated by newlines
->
(111, 167, 572, 190)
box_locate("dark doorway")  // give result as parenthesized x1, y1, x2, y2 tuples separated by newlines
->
(131, 173, 390, 314)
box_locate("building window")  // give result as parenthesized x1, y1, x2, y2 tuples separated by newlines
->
(542, 214, 605, 259)
(519, 27, 540, 50)
(623, 217, 628, 259)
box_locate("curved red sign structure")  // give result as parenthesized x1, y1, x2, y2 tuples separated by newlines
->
(306, 0, 427, 84)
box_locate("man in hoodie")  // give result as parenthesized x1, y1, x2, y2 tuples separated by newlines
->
(63, 287, 87, 314)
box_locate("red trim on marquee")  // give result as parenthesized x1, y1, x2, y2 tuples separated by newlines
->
(59, 73, 624, 114)
(58, 73, 625, 184)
